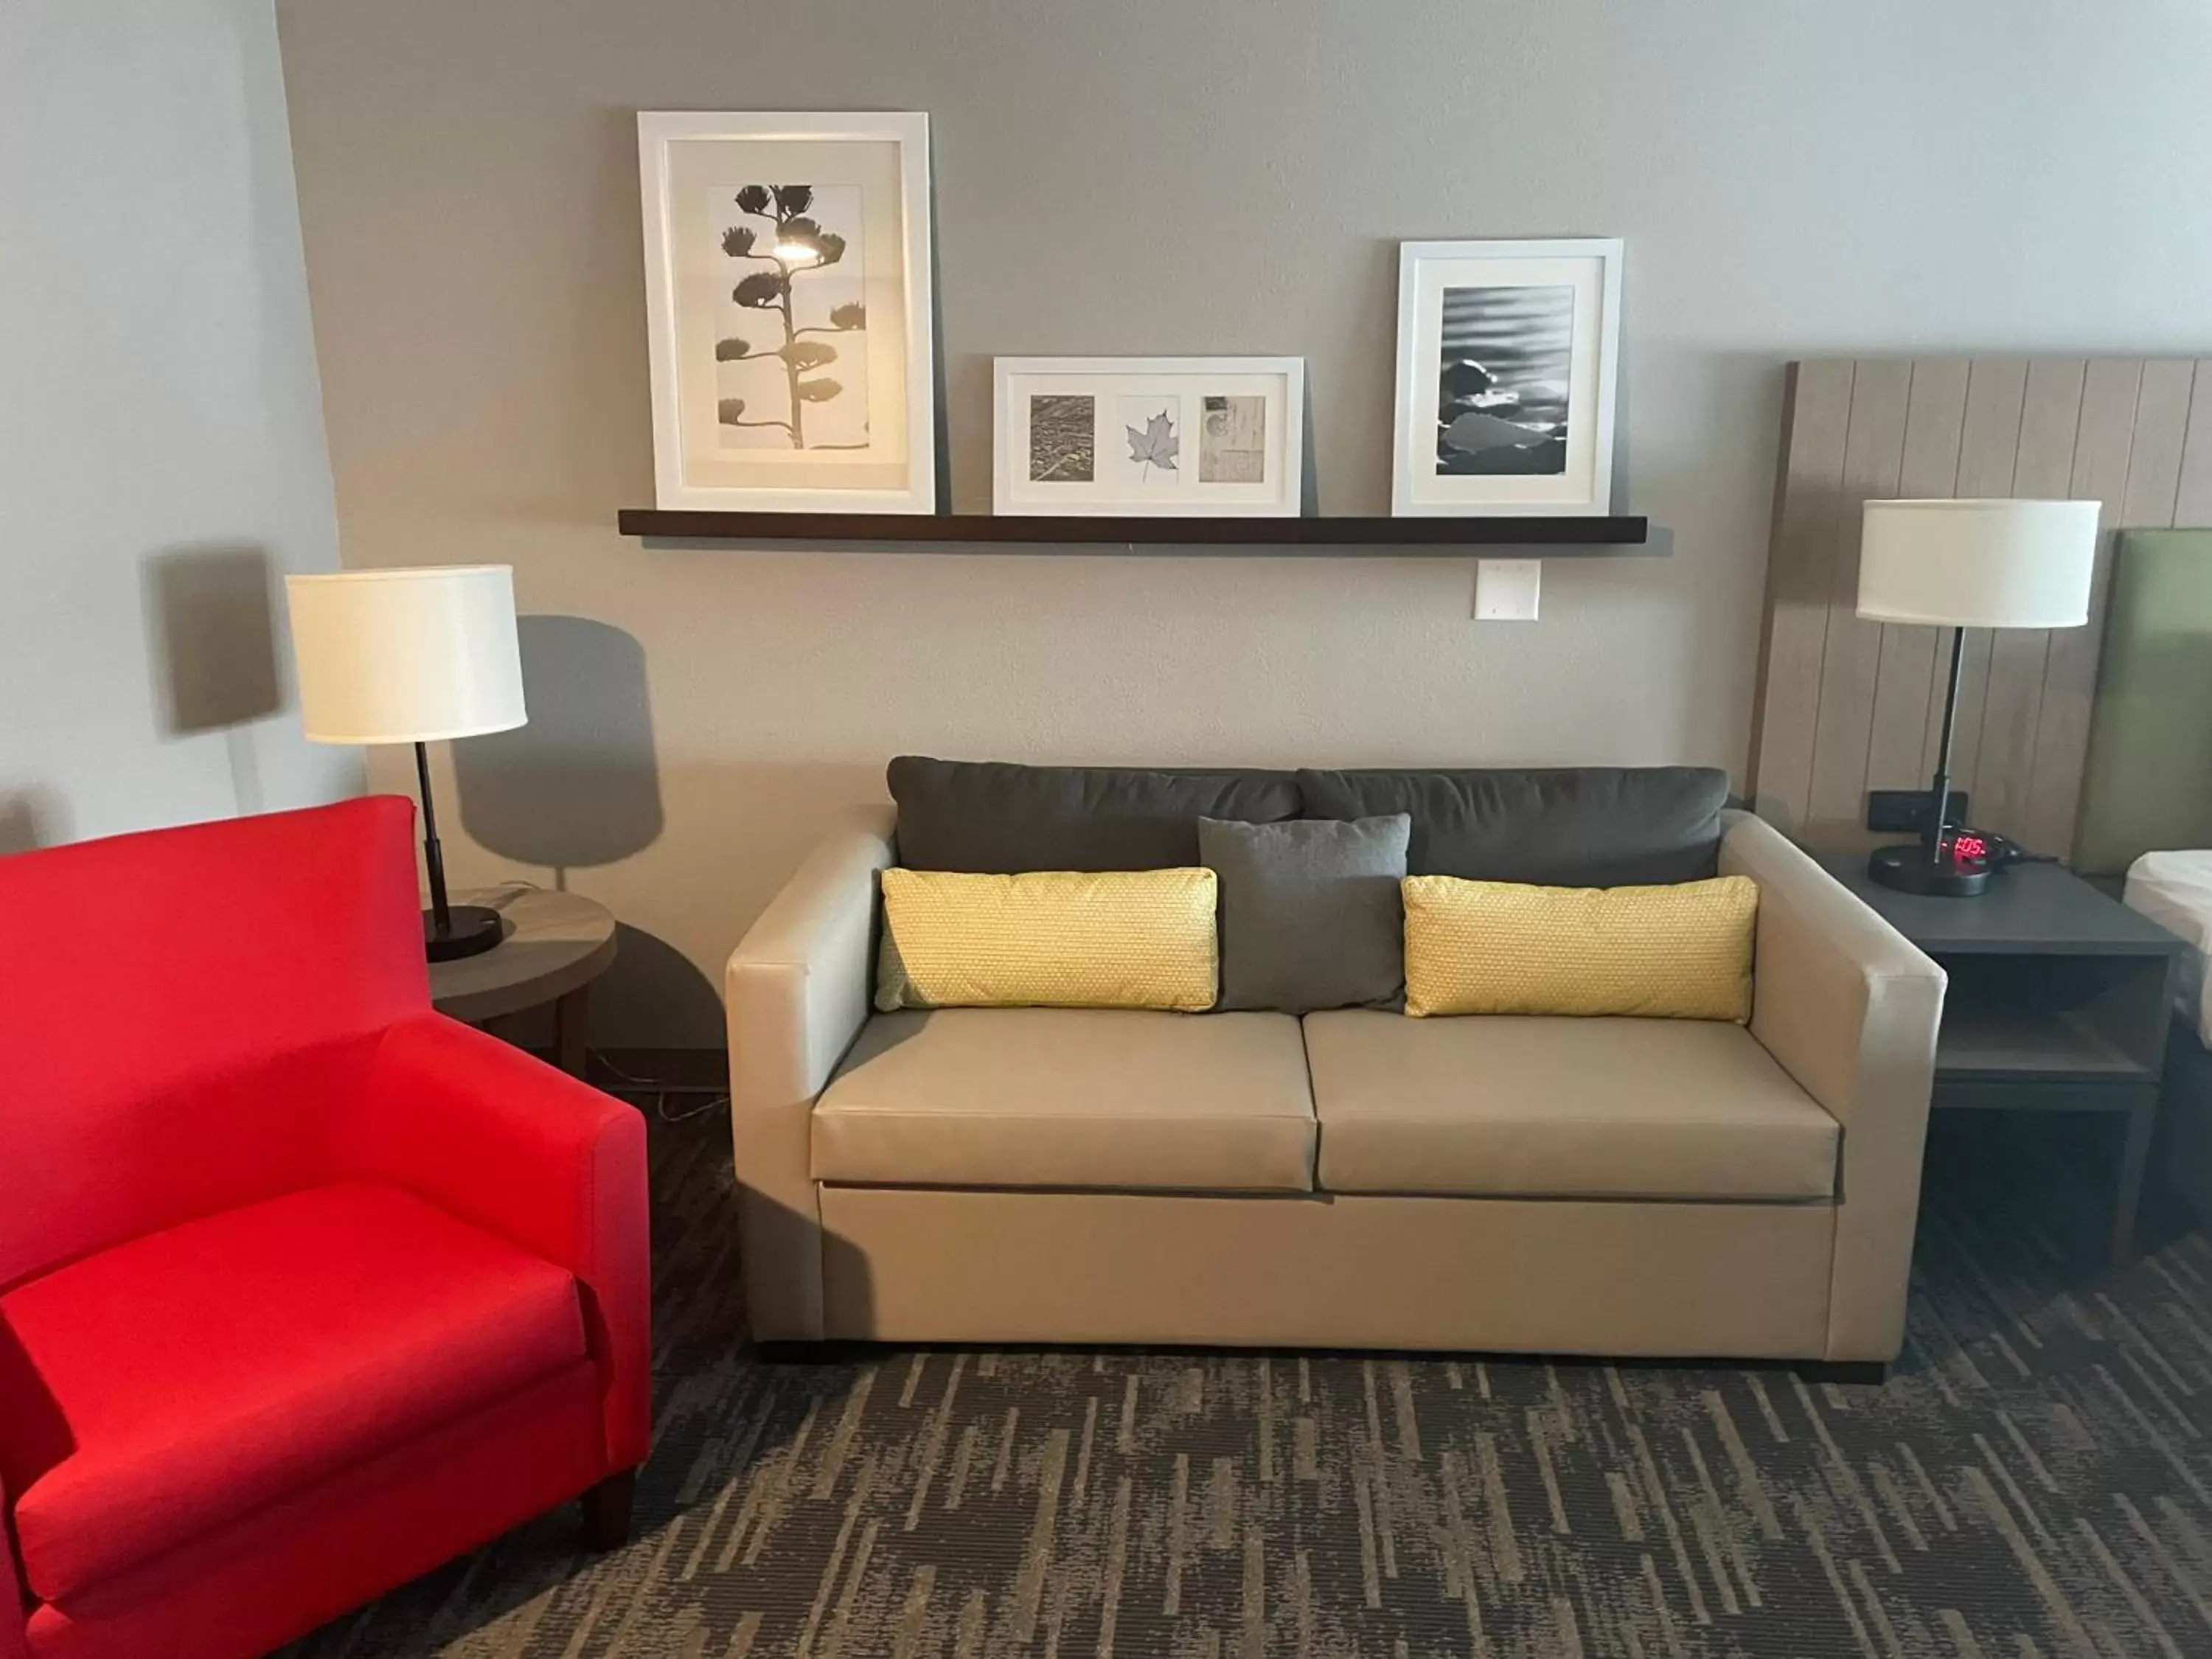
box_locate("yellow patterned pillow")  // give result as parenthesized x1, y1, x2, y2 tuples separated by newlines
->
(876, 868, 1219, 1012)
(1401, 874, 1756, 1020)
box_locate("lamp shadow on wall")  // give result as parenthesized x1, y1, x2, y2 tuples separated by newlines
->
(453, 615, 720, 1046)
(139, 543, 285, 816)
(456, 616, 664, 874)
(0, 789, 66, 855)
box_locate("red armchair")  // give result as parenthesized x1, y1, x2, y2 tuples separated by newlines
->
(0, 799, 650, 1659)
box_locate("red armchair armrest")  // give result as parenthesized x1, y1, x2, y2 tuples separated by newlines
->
(343, 1015, 650, 1472)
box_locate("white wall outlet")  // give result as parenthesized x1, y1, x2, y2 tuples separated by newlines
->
(1475, 559, 1541, 622)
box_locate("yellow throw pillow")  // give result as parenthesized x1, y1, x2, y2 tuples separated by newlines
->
(1401, 874, 1757, 1021)
(876, 867, 1219, 1012)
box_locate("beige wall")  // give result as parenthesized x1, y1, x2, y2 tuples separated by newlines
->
(1, 0, 358, 853)
(273, 1, 2212, 1045)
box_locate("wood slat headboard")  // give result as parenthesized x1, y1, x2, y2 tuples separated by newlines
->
(1749, 357, 2212, 864)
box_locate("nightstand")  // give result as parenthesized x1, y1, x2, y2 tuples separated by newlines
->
(427, 886, 618, 1077)
(1819, 855, 2185, 1265)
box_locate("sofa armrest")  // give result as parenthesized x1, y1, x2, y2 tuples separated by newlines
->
(1721, 811, 1947, 1362)
(344, 1014, 651, 1470)
(726, 807, 895, 1340)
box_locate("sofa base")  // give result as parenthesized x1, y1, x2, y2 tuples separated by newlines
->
(1797, 1359, 1889, 1386)
(806, 1186, 1844, 1360)
(755, 1338, 881, 1366)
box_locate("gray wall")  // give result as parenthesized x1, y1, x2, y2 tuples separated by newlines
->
(0, 0, 358, 854)
(273, 0, 2212, 1044)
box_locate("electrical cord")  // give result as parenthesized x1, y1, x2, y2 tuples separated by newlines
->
(473, 879, 545, 909)
(586, 1048, 728, 1124)
(655, 1093, 729, 1126)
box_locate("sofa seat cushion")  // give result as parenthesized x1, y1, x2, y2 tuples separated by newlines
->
(1304, 1011, 1838, 1201)
(813, 1009, 1316, 1192)
(0, 1182, 586, 1601)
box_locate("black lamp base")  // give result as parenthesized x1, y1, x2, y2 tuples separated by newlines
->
(424, 904, 505, 961)
(1867, 841, 1992, 898)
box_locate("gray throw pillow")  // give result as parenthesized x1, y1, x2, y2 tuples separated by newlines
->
(1199, 814, 1412, 1013)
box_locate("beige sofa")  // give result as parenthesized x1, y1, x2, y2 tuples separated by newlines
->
(726, 792, 1944, 1371)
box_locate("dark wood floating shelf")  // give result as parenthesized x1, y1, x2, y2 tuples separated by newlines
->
(618, 509, 1652, 551)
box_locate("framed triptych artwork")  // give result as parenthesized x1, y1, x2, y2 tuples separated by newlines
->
(631, 124, 1626, 530)
(992, 357, 1306, 517)
(636, 111, 937, 512)
(1391, 239, 1622, 517)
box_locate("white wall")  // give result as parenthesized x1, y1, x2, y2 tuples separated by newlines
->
(0, 0, 357, 854)
(273, 0, 2212, 1042)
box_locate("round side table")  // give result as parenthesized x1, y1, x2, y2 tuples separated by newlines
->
(428, 887, 619, 1077)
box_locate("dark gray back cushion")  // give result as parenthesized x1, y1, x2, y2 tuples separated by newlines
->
(1297, 767, 1729, 886)
(888, 756, 1302, 872)
(1200, 815, 1411, 1013)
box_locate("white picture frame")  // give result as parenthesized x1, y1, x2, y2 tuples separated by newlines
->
(994, 357, 1306, 517)
(636, 111, 937, 513)
(1391, 238, 1622, 517)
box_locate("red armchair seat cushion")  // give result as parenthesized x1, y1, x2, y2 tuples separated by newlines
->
(0, 1182, 588, 1602)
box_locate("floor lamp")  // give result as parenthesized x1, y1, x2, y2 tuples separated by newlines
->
(1855, 498, 2100, 897)
(285, 566, 528, 959)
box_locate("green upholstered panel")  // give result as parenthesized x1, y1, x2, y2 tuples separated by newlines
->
(2077, 530, 2212, 874)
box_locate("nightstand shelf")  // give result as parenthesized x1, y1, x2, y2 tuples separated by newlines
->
(1935, 1004, 2154, 1087)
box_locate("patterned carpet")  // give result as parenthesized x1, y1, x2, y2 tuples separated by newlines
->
(281, 1108, 2212, 1659)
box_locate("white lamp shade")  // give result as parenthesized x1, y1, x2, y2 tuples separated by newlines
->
(285, 566, 526, 744)
(1855, 498, 2101, 628)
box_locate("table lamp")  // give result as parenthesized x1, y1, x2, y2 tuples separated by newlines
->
(1855, 498, 2100, 897)
(285, 566, 527, 959)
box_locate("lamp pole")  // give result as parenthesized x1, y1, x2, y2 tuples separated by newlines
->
(408, 739, 502, 960)
(1870, 622, 1988, 897)
(1925, 625, 1965, 866)
(413, 740, 454, 940)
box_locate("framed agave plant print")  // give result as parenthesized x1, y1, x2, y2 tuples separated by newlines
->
(1391, 238, 1621, 516)
(637, 112, 938, 512)
(992, 357, 1306, 516)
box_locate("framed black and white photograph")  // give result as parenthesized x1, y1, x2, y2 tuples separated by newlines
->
(993, 357, 1305, 516)
(637, 112, 936, 512)
(1391, 239, 1621, 516)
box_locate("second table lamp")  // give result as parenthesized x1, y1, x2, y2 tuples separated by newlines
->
(1854, 498, 2100, 897)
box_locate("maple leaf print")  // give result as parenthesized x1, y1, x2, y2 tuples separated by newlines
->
(1125, 408, 1179, 479)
